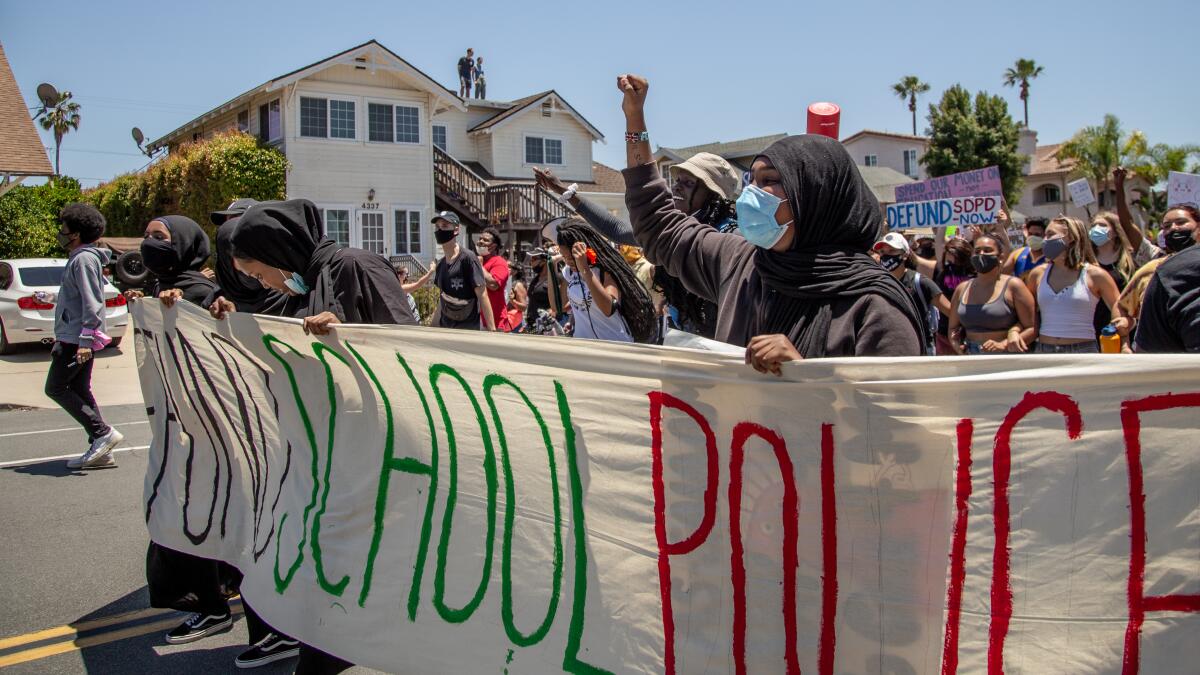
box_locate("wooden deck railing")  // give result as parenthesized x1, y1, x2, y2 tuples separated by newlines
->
(434, 146, 571, 228)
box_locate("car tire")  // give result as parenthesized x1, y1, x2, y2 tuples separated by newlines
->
(0, 320, 15, 356)
(115, 251, 150, 287)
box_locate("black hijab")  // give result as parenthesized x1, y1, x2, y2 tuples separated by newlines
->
(230, 199, 343, 319)
(142, 215, 217, 306)
(210, 215, 290, 315)
(752, 135, 926, 357)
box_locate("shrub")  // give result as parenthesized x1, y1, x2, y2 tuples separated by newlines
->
(0, 177, 84, 259)
(412, 286, 439, 326)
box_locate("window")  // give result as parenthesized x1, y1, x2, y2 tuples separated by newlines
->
(1043, 185, 1061, 204)
(394, 209, 422, 254)
(432, 125, 447, 152)
(360, 212, 386, 254)
(864, 155, 878, 167)
(525, 136, 563, 165)
(368, 103, 393, 143)
(903, 149, 919, 178)
(258, 99, 280, 142)
(395, 106, 420, 143)
(330, 100, 356, 139)
(237, 110, 249, 133)
(0, 263, 12, 290)
(18, 266, 66, 286)
(325, 209, 350, 247)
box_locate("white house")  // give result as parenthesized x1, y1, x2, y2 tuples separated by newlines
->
(840, 130, 928, 181)
(149, 40, 625, 264)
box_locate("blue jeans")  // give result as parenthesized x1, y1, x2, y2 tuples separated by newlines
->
(1034, 341, 1099, 354)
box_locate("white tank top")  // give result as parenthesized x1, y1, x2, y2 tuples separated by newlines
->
(1037, 263, 1099, 340)
(563, 266, 633, 342)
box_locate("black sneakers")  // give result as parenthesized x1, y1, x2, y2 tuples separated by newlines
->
(234, 632, 301, 669)
(164, 611, 233, 644)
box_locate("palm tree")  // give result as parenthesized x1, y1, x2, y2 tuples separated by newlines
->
(891, 76, 930, 135)
(1056, 114, 1146, 211)
(35, 91, 82, 176)
(1002, 59, 1044, 127)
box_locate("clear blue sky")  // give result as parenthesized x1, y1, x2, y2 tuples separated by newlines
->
(4, 0, 1196, 187)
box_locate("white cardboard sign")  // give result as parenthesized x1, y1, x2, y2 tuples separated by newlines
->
(1067, 178, 1097, 208)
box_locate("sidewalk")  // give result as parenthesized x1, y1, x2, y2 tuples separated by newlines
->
(0, 343, 144, 409)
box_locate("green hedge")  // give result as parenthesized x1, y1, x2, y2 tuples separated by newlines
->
(84, 131, 289, 242)
(0, 177, 84, 259)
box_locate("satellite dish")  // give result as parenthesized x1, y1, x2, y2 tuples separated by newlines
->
(132, 127, 144, 146)
(36, 83, 59, 108)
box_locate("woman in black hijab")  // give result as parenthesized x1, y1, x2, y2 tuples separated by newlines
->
(206, 203, 296, 317)
(126, 215, 218, 306)
(230, 199, 416, 333)
(619, 74, 924, 373)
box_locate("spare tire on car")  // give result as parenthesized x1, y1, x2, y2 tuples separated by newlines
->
(115, 250, 149, 287)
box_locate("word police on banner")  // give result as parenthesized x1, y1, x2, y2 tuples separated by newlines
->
(893, 166, 1002, 203)
(131, 302, 1200, 674)
(887, 195, 1000, 229)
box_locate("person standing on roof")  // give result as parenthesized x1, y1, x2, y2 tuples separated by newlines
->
(457, 48, 474, 98)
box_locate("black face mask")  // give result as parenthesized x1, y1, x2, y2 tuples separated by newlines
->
(57, 231, 75, 250)
(1164, 228, 1196, 253)
(141, 237, 179, 275)
(879, 254, 905, 272)
(970, 253, 1000, 274)
(434, 228, 456, 244)
(915, 245, 935, 259)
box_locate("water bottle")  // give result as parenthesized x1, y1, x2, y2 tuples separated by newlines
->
(1100, 324, 1121, 354)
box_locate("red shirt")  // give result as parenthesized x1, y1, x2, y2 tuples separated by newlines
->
(481, 253, 510, 331)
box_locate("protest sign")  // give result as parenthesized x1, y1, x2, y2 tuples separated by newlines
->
(132, 302, 1200, 674)
(1068, 178, 1097, 208)
(893, 166, 1002, 203)
(886, 195, 1001, 229)
(1167, 171, 1200, 208)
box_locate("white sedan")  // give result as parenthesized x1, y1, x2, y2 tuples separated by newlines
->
(0, 258, 129, 354)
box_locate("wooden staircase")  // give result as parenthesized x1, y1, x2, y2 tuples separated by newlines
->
(433, 146, 570, 231)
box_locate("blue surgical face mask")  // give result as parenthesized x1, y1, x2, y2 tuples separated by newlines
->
(736, 184, 791, 249)
(1089, 225, 1111, 247)
(280, 268, 309, 295)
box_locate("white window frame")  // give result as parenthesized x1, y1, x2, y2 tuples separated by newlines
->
(432, 124, 448, 152)
(356, 209, 388, 255)
(236, 109, 249, 133)
(903, 149, 919, 177)
(864, 154, 878, 167)
(320, 205, 355, 248)
(391, 205, 425, 255)
(523, 133, 565, 166)
(297, 92, 358, 143)
(258, 98, 282, 144)
(364, 97, 424, 146)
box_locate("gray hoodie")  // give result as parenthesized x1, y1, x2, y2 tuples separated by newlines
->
(53, 245, 111, 346)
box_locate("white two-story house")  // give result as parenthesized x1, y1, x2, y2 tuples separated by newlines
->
(148, 40, 625, 265)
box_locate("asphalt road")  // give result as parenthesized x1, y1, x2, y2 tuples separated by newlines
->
(0, 401, 381, 673)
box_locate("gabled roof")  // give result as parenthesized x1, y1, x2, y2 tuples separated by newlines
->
(1029, 143, 1072, 176)
(660, 133, 789, 162)
(841, 129, 930, 145)
(148, 40, 465, 149)
(0, 42, 54, 176)
(856, 165, 917, 204)
(468, 90, 604, 141)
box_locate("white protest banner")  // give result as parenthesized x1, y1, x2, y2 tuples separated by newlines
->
(886, 195, 1001, 230)
(1167, 171, 1200, 208)
(893, 166, 1003, 203)
(132, 302, 1200, 674)
(1068, 178, 1097, 208)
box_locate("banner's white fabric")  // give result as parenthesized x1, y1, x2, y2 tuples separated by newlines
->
(132, 302, 1200, 674)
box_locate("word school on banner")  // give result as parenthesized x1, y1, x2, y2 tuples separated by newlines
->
(893, 166, 1002, 203)
(131, 301, 1200, 674)
(887, 195, 1001, 229)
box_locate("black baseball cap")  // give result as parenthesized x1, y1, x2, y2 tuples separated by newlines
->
(210, 198, 261, 225)
(431, 211, 461, 226)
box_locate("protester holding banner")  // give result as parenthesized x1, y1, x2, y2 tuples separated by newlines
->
(947, 235, 1037, 354)
(230, 199, 417, 335)
(127, 216, 217, 308)
(618, 73, 924, 371)
(206, 198, 305, 318)
(1027, 216, 1123, 353)
(545, 216, 654, 343)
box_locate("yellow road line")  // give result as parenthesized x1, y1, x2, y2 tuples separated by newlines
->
(0, 603, 244, 668)
(0, 606, 175, 651)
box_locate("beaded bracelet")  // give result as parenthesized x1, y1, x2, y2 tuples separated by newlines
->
(625, 131, 649, 143)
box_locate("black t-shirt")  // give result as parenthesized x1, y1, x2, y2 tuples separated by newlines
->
(1093, 261, 1128, 338)
(435, 249, 483, 329)
(1134, 245, 1200, 353)
(457, 57, 473, 76)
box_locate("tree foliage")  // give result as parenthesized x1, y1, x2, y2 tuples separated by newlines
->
(1002, 58, 1044, 127)
(84, 131, 289, 241)
(35, 91, 82, 176)
(892, 75, 930, 135)
(0, 177, 84, 259)
(922, 85, 1025, 207)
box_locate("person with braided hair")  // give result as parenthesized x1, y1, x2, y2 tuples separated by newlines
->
(544, 216, 656, 343)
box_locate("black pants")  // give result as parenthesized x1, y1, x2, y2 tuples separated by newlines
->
(295, 644, 353, 674)
(44, 341, 109, 442)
